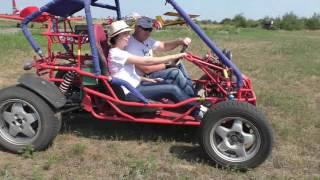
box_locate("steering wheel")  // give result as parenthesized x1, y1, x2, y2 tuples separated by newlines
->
(174, 44, 188, 65)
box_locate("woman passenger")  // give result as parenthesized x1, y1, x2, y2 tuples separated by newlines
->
(107, 20, 206, 118)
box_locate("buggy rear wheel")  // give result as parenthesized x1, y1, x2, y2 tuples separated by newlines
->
(0, 85, 61, 153)
(200, 101, 273, 169)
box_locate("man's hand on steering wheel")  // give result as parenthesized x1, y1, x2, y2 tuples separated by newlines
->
(180, 37, 191, 47)
(175, 38, 190, 65)
(165, 37, 191, 69)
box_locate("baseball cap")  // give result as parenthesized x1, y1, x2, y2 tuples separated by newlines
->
(136, 16, 154, 29)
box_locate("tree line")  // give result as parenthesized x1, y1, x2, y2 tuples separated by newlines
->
(200, 12, 320, 30)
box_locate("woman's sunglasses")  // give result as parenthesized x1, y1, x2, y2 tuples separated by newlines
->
(139, 26, 153, 32)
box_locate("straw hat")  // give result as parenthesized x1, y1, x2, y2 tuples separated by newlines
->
(109, 20, 133, 38)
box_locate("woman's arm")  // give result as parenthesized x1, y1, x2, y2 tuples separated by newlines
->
(127, 53, 186, 65)
(136, 64, 166, 74)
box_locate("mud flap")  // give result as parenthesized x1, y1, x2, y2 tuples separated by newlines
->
(17, 73, 66, 109)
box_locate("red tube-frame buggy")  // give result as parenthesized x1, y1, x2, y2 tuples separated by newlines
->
(0, 0, 273, 169)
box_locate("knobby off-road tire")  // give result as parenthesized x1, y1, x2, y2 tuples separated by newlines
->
(0, 85, 61, 153)
(200, 101, 273, 169)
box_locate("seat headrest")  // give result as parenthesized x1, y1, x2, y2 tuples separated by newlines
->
(93, 24, 110, 75)
(94, 24, 107, 42)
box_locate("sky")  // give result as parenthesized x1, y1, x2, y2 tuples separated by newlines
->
(0, 0, 320, 21)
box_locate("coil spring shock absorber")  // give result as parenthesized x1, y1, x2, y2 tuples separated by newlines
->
(59, 71, 76, 94)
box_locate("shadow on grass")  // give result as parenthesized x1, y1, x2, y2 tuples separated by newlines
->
(61, 112, 213, 164)
(61, 112, 199, 143)
(169, 145, 212, 165)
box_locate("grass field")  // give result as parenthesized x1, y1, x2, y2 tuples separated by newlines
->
(0, 22, 319, 179)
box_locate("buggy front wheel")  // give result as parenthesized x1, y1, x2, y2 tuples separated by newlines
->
(0, 86, 61, 153)
(200, 101, 273, 169)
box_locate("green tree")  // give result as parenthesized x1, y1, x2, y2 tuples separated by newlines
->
(280, 12, 304, 30)
(233, 14, 247, 27)
(305, 13, 320, 30)
(246, 19, 260, 28)
(201, 19, 213, 25)
(220, 18, 233, 25)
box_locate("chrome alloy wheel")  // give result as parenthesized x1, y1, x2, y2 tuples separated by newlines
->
(0, 99, 41, 146)
(210, 117, 261, 162)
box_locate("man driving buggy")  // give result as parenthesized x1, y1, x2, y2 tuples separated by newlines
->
(126, 16, 196, 97)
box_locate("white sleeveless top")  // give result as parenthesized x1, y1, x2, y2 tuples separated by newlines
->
(108, 48, 141, 94)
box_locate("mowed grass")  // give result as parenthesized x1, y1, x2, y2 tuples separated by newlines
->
(0, 23, 319, 179)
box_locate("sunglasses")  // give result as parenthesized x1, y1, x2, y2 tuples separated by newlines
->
(139, 26, 153, 32)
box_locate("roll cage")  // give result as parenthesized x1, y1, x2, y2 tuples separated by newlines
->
(21, 0, 243, 88)
(0, 1, 272, 167)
